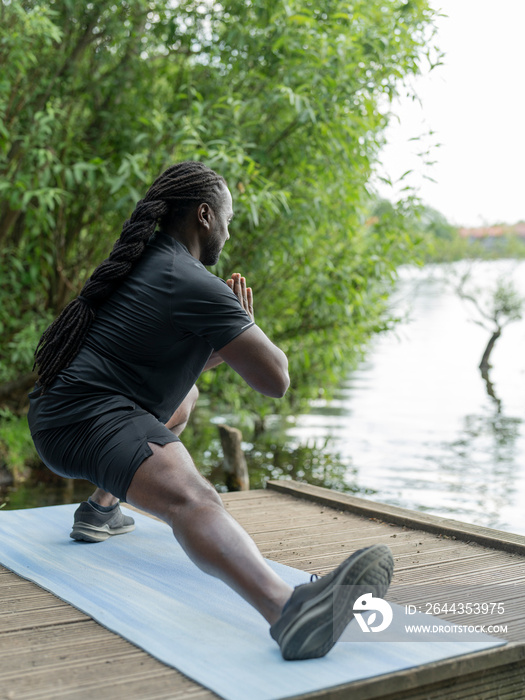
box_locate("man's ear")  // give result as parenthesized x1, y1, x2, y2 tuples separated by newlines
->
(197, 202, 213, 229)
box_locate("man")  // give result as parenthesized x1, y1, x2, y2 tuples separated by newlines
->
(29, 161, 393, 660)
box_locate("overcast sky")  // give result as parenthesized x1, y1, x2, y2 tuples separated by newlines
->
(375, 0, 525, 227)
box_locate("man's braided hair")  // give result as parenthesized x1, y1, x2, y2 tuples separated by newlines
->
(34, 161, 226, 391)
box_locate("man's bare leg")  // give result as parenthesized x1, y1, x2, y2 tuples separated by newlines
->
(87, 383, 293, 622)
(88, 488, 118, 507)
(126, 440, 293, 624)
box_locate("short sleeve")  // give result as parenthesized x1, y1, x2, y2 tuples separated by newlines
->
(170, 267, 255, 351)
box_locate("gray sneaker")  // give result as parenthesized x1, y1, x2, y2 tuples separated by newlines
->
(270, 543, 394, 660)
(70, 501, 135, 542)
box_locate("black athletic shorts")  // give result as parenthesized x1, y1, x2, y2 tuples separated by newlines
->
(32, 404, 179, 501)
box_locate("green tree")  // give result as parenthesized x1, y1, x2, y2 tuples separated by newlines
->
(457, 273, 524, 371)
(1, 0, 437, 418)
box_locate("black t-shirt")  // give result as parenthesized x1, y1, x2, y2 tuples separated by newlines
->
(28, 233, 254, 431)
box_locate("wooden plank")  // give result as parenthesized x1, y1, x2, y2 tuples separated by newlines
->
(0, 605, 90, 633)
(266, 480, 525, 555)
(252, 524, 453, 547)
(0, 568, 32, 584)
(291, 643, 525, 700)
(0, 622, 136, 664)
(37, 678, 216, 700)
(260, 538, 494, 564)
(0, 651, 218, 699)
(0, 620, 217, 699)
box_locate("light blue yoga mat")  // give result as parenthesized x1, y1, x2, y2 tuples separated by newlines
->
(0, 505, 505, 700)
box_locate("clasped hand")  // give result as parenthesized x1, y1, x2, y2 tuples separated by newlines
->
(226, 272, 254, 322)
(203, 273, 254, 372)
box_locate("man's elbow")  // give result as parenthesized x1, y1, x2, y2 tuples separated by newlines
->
(267, 352, 290, 397)
(268, 370, 290, 398)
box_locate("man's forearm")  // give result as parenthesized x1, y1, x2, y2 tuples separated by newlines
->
(202, 351, 224, 372)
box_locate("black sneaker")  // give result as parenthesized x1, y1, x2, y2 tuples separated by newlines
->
(270, 543, 394, 660)
(70, 501, 135, 542)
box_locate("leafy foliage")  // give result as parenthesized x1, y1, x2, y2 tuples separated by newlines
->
(1, 0, 437, 417)
(458, 274, 524, 332)
(456, 270, 524, 370)
(0, 409, 40, 480)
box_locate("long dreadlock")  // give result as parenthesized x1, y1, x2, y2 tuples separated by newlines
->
(34, 161, 226, 391)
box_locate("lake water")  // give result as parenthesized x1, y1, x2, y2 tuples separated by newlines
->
(286, 259, 525, 535)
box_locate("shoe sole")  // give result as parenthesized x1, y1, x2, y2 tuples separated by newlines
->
(70, 522, 135, 543)
(279, 544, 394, 660)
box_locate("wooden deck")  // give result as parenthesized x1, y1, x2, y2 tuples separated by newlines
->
(1, 480, 525, 699)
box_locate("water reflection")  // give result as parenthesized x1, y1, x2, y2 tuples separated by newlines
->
(431, 363, 522, 528)
(287, 260, 525, 534)
(429, 411, 522, 529)
(1, 472, 94, 510)
(382, 360, 523, 529)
